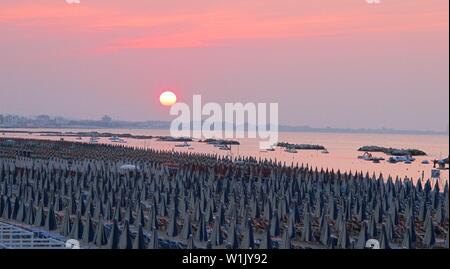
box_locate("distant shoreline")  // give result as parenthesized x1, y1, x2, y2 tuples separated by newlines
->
(0, 126, 448, 137)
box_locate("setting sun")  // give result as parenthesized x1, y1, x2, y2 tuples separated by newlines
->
(159, 91, 177, 106)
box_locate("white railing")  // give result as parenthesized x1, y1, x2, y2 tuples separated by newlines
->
(0, 221, 67, 249)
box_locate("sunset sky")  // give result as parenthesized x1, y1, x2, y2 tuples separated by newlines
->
(0, 0, 448, 131)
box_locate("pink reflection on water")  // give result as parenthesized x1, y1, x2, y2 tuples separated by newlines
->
(2, 128, 448, 185)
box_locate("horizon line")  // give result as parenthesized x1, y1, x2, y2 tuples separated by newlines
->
(0, 113, 448, 135)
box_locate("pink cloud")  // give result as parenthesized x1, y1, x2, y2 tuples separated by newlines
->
(97, 9, 448, 52)
(1, 1, 448, 54)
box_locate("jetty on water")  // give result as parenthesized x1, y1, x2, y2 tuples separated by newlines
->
(0, 138, 448, 249)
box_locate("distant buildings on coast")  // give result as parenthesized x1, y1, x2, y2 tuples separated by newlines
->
(0, 114, 168, 130)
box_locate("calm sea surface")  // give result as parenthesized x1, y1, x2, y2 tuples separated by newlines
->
(2, 128, 448, 183)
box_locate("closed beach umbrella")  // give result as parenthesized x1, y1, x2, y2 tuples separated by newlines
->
(132, 224, 146, 249)
(82, 214, 95, 243)
(118, 221, 133, 249)
(93, 217, 108, 247)
(355, 222, 368, 249)
(260, 225, 273, 249)
(106, 219, 120, 249)
(44, 205, 57, 231)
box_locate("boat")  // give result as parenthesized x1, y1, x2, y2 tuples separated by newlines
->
(358, 152, 373, 160)
(174, 141, 191, 147)
(388, 155, 415, 164)
(89, 137, 99, 144)
(110, 136, 121, 142)
(109, 136, 127, 143)
(358, 152, 384, 162)
(261, 146, 275, 152)
(218, 145, 231, 151)
(285, 148, 298, 153)
(421, 160, 430, 164)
